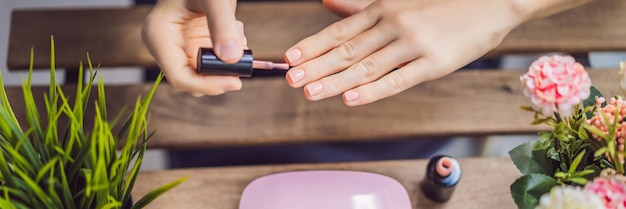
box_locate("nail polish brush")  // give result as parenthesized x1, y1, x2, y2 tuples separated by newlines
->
(197, 48, 290, 77)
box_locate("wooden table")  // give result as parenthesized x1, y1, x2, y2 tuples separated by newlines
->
(133, 157, 520, 209)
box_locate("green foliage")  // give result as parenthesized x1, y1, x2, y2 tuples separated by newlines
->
(511, 85, 624, 209)
(582, 86, 604, 118)
(0, 37, 186, 209)
(509, 141, 553, 176)
(510, 174, 558, 209)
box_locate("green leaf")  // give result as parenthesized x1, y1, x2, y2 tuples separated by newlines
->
(571, 169, 595, 177)
(531, 118, 552, 125)
(510, 174, 558, 209)
(100, 201, 121, 209)
(568, 177, 588, 185)
(553, 171, 566, 179)
(583, 86, 603, 108)
(0, 62, 22, 138)
(520, 106, 535, 112)
(131, 176, 189, 209)
(583, 124, 608, 140)
(35, 157, 58, 182)
(13, 167, 53, 207)
(535, 132, 552, 150)
(577, 125, 589, 140)
(568, 150, 586, 174)
(509, 141, 553, 175)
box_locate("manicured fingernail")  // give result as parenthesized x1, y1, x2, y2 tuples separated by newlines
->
(191, 92, 205, 97)
(285, 48, 302, 64)
(305, 83, 323, 96)
(287, 68, 305, 84)
(225, 84, 242, 92)
(343, 90, 359, 102)
(217, 40, 238, 61)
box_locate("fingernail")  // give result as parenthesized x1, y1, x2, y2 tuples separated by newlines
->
(287, 68, 305, 84)
(217, 40, 238, 61)
(225, 82, 242, 92)
(305, 83, 323, 96)
(285, 48, 302, 64)
(191, 92, 205, 97)
(343, 90, 359, 102)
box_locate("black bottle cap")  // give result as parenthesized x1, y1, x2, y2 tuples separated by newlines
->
(197, 48, 254, 77)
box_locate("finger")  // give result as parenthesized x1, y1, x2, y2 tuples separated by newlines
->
(342, 58, 444, 106)
(184, 18, 211, 39)
(184, 19, 246, 69)
(143, 15, 241, 95)
(185, 33, 248, 69)
(185, 17, 245, 42)
(168, 66, 243, 96)
(286, 24, 396, 87)
(186, 37, 213, 69)
(142, 14, 189, 82)
(303, 41, 419, 101)
(322, 0, 374, 17)
(284, 8, 378, 66)
(150, 33, 241, 96)
(197, 0, 243, 64)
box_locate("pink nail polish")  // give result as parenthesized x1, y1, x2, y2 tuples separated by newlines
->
(285, 48, 302, 64)
(343, 91, 359, 102)
(225, 84, 242, 92)
(305, 83, 323, 96)
(287, 68, 305, 84)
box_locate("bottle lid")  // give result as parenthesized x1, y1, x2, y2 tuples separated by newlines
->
(197, 48, 254, 77)
(420, 155, 462, 202)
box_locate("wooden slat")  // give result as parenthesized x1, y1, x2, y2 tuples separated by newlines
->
(133, 157, 519, 209)
(4, 69, 620, 149)
(7, 0, 626, 70)
(7, 2, 338, 70)
(496, 0, 626, 54)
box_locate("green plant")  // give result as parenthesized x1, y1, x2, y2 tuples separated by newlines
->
(0, 38, 187, 209)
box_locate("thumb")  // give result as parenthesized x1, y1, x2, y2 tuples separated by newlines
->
(190, 0, 244, 64)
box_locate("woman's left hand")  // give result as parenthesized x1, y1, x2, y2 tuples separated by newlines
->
(284, 0, 528, 106)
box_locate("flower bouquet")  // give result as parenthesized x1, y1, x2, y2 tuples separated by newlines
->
(510, 55, 626, 209)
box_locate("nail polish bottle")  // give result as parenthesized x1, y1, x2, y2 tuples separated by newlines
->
(197, 48, 255, 77)
(197, 48, 290, 77)
(420, 155, 461, 202)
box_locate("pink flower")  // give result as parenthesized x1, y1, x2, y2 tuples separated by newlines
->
(520, 55, 592, 117)
(586, 96, 626, 164)
(584, 177, 626, 209)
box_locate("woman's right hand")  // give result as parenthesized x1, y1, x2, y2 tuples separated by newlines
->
(142, 0, 247, 97)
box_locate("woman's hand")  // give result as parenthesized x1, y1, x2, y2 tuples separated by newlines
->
(286, 0, 591, 106)
(142, 0, 247, 97)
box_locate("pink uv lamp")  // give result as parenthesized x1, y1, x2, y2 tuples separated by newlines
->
(238, 170, 412, 209)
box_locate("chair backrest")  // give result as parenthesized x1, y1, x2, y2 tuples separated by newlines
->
(5, 0, 626, 149)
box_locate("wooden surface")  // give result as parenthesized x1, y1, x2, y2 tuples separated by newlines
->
(496, 0, 626, 54)
(4, 69, 621, 149)
(7, 0, 626, 70)
(133, 157, 520, 209)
